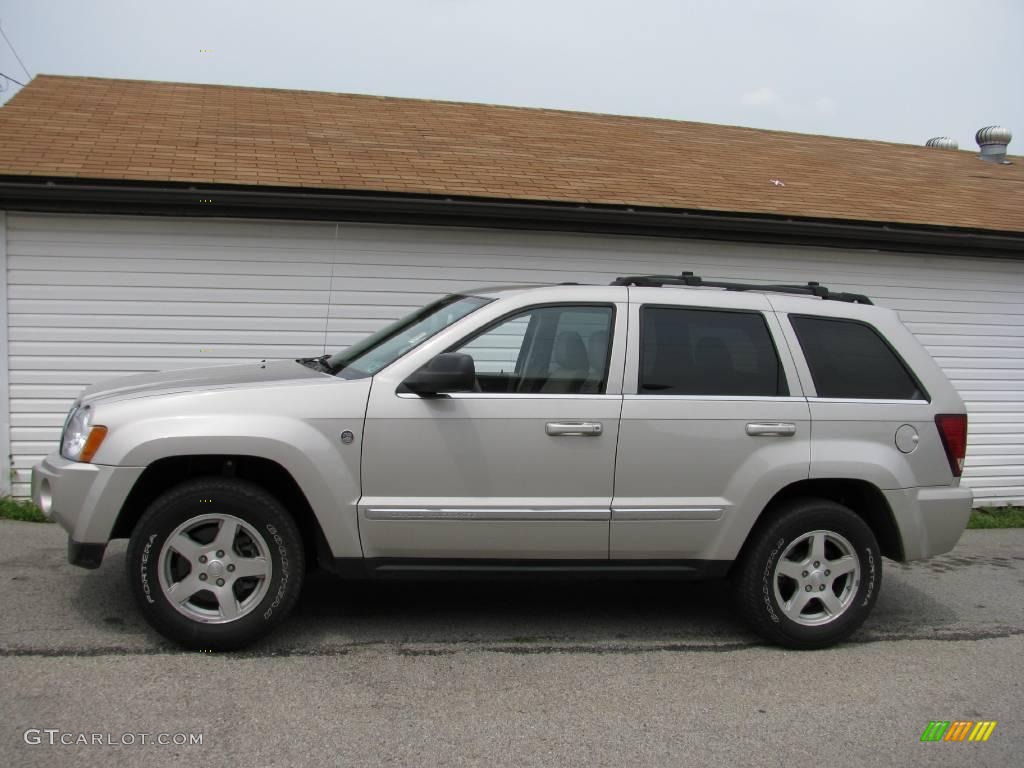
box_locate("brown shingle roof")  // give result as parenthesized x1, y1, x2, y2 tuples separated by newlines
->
(1, 74, 1021, 233)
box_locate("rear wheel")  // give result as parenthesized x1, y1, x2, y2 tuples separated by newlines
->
(126, 478, 305, 650)
(733, 498, 881, 649)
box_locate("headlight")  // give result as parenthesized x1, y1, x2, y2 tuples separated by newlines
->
(61, 405, 108, 462)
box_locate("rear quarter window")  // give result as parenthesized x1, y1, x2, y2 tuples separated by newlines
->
(790, 315, 926, 400)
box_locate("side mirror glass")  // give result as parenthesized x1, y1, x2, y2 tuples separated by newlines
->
(402, 352, 477, 396)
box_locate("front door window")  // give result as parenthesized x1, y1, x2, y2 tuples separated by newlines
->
(456, 305, 614, 394)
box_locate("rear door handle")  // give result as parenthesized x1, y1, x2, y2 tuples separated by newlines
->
(746, 422, 796, 437)
(546, 421, 603, 436)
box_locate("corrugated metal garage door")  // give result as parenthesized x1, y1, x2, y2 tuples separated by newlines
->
(4, 211, 1023, 504)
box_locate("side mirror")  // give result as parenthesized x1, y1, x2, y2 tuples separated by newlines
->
(403, 352, 477, 396)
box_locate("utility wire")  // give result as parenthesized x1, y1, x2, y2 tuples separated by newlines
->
(0, 70, 25, 87)
(0, 22, 31, 80)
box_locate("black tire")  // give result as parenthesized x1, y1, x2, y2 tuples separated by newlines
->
(126, 477, 305, 651)
(733, 498, 881, 649)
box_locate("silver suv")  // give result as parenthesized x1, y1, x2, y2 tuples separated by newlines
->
(32, 273, 972, 650)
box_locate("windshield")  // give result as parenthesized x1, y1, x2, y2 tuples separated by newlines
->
(327, 294, 491, 379)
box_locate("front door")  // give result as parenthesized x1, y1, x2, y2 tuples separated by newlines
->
(359, 297, 627, 561)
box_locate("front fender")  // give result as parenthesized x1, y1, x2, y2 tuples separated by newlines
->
(111, 417, 361, 558)
(88, 379, 370, 557)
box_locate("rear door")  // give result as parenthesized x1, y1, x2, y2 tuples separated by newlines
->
(611, 288, 811, 563)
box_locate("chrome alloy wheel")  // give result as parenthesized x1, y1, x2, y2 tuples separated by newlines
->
(157, 513, 273, 624)
(772, 529, 861, 627)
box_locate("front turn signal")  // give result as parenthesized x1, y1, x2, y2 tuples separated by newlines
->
(80, 426, 109, 463)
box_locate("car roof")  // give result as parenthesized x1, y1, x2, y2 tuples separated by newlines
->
(464, 281, 879, 310)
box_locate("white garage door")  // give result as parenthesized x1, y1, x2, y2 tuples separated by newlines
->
(3, 211, 1023, 505)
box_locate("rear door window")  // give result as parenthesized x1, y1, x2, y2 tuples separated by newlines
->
(639, 306, 788, 396)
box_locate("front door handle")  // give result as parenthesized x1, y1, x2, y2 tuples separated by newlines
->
(746, 422, 797, 437)
(546, 421, 603, 436)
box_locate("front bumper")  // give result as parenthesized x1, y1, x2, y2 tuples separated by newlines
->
(884, 485, 974, 561)
(31, 453, 145, 569)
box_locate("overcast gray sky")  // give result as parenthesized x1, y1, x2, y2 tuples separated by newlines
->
(1, 0, 1020, 150)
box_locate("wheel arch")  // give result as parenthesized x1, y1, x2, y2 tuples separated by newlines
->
(111, 454, 334, 570)
(734, 478, 904, 572)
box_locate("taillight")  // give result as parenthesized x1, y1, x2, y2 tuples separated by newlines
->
(934, 414, 967, 478)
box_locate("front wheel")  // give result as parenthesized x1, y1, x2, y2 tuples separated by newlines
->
(733, 498, 881, 649)
(126, 478, 305, 650)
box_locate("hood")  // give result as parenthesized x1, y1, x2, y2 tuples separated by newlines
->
(79, 360, 328, 404)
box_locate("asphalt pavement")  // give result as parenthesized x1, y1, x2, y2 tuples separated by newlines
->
(0, 519, 1021, 767)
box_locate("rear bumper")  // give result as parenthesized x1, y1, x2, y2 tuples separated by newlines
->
(885, 485, 973, 561)
(31, 453, 145, 568)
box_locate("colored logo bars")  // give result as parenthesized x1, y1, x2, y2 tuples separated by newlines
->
(920, 721, 997, 743)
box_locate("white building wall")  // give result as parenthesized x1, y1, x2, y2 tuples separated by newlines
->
(0, 212, 10, 495)
(4, 211, 1023, 504)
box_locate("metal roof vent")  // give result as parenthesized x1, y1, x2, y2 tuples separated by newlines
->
(925, 136, 959, 150)
(976, 125, 1012, 163)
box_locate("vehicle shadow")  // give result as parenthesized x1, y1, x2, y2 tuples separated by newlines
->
(289, 571, 747, 647)
(71, 546, 751, 649)
(69, 548, 962, 652)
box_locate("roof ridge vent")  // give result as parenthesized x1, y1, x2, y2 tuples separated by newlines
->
(925, 136, 958, 150)
(976, 126, 1012, 163)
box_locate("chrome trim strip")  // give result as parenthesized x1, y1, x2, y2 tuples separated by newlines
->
(623, 394, 927, 404)
(397, 393, 622, 400)
(612, 507, 724, 521)
(807, 398, 929, 405)
(623, 395, 805, 402)
(364, 507, 611, 521)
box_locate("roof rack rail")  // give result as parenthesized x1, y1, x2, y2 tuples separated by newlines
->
(610, 271, 873, 305)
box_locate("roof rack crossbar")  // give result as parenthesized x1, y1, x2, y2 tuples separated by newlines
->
(610, 271, 873, 304)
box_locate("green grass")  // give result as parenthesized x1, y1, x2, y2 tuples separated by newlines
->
(0, 495, 48, 523)
(967, 506, 1024, 529)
